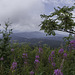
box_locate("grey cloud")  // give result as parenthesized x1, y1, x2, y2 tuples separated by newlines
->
(0, 0, 75, 32)
(42, 0, 75, 6)
(0, 0, 45, 32)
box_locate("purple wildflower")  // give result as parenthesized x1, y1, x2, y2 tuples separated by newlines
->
(22, 53, 27, 56)
(22, 53, 27, 58)
(34, 59, 40, 63)
(30, 71, 34, 75)
(63, 53, 67, 58)
(59, 49, 64, 54)
(52, 62, 56, 67)
(70, 40, 75, 48)
(70, 40, 75, 44)
(51, 51, 55, 56)
(39, 48, 43, 53)
(51, 56, 53, 62)
(11, 61, 17, 71)
(71, 44, 75, 47)
(35, 55, 39, 59)
(54, 69, 63, 75)
(11, 49, 14, 52)
(48, 55, 53, 63)
(0, 57, 4, 61)
(24, 61, 27, 64)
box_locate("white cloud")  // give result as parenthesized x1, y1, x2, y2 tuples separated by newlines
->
(0, 0, 75, 32)
(0, 0, 45, 32)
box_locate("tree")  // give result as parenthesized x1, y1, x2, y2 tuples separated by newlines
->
(0, 21, 13, 58)
(40, 5, 75, 36)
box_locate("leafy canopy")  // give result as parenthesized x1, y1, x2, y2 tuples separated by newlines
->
(40, 5, 75, 36)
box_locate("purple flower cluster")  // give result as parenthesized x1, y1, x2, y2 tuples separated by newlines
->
(48, 52, 56, 67)
(48, 55, 53, 63)
(11, 62, 17, 71)
(58, 49, 64, 54)
(51, 51, 55, 56)
(24, 61, 27, 64)
(35, 55, 39, 59)
(63, 53, 67, 58)
(52, 62, 56, 67)
(70, 40, 75, 48)
(22, 53, 28, 64)
(54, 69, 63, 75)
(39, 48, 43, 53)
(34, 59, 40, 63)
(48, 51, 55, 63)
(22, 53, 28, 58)
(0, 57, 4, 61)
(70, 40, 75, 44)
(11, 49, 14, 52)
(58, 48, 67, 59)
(30, 71, 34, 75)
(34, 55, 40, 64)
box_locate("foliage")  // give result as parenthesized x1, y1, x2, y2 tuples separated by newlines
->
(63, 33, 73, 46)
(40, 5, 75, 36)
(0, 4, 75, 74)
(0, 42, 75, 75)
(0, 21, 75, 75)
(0, 21, 13, 59)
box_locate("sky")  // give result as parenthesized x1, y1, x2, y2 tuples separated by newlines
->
(0, 0, 75, 33)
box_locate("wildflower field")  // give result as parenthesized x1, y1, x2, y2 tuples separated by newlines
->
(0, 23, 75, 75)
(0, 2, 75, 75)
(0, 41, 75, 75)
(0, 3, 75, 75)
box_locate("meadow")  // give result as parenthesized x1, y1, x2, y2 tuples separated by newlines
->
(0, 40, 75, 75)
(0, 23, 75, 75)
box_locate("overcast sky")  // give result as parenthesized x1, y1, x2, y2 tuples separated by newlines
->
(0, 0, 75, 32)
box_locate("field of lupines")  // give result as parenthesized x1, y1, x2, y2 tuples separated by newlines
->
(0, 40, 75, 75)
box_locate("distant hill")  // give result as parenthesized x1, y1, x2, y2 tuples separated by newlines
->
(11, 31, 69, 38)
(9, 31, 69, 48)
(0, 31, 71, 48)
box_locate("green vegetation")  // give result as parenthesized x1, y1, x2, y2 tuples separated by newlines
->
(40, 5, 75, 35)
(0, 4, 75, 75)
(0, 21, 75, 75)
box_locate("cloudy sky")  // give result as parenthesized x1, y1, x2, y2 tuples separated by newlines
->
(0, 0, 75, 32)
